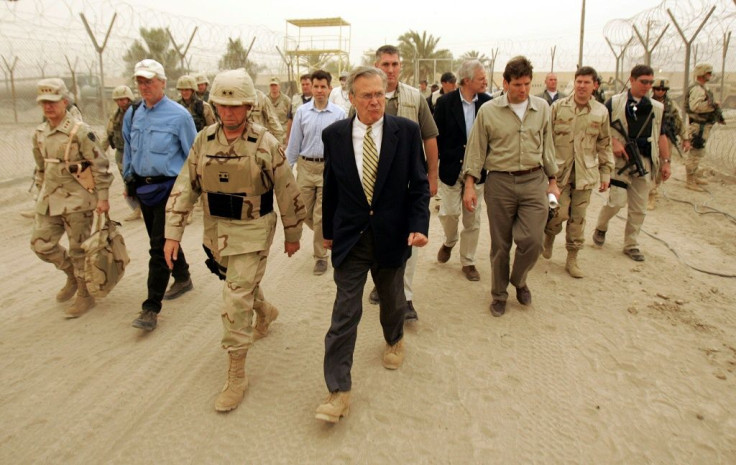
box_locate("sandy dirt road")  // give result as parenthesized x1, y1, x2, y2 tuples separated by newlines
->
(1, 161, 735, 464)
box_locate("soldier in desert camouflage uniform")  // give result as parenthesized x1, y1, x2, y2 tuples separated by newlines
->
(249, 88, 285, 143)
(685, 63, 726, 191)
(103, 85, 141, 221)
(649, 77, 690, 208)
(163, 68, 305, 413)
(31, 78, 113, 318)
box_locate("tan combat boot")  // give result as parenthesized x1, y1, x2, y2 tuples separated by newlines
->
(542, 233, 555, 259)
(56, 267, 78, 302)
(315, 391, 351, 423)
(253, 301, 279, 340)
(215, 350, 248, 412)
(565, 250, 584, 279)
(685, 173, 705, 192)
(66, 278, 95, 318)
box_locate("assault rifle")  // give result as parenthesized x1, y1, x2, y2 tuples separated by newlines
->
(610, 119, 649, 181)
(662, 119, 684, 159)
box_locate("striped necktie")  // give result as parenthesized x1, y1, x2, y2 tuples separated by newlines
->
(362, 125, 379, 204)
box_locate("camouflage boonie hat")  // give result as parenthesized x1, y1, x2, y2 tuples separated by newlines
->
(652, 78, 669, 90)
(37, 78, 68, 102)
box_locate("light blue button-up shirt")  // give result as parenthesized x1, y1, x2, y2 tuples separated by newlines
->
(460, 91, 479, 140)
(286, 100, 346, 166)
(122, 95, 196, 180)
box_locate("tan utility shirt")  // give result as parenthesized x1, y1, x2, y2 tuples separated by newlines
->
(268, 92, 291, 130)
(33, 112, 112, 216)
(550, 94, 613, 189)
(165, 123, 305, 259)
(463, 94, 557, 181)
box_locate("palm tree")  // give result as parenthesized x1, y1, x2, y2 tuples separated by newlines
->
(396, 30, 452, 86)
(459, 50, 491, 67)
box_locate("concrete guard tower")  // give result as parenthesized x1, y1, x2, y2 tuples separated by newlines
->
(284, 17, 351, 79)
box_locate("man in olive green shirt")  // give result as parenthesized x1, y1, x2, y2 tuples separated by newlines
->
(462, 56, 559, 317)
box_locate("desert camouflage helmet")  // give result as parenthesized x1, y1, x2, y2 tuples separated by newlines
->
(694, 63, 713, 78)
(209, 68, 256, 106)
(112, 85, 134, 100)
(195, 73, 210, 85)
(176, 75, 198, 91)
(652, 78, 669, 90)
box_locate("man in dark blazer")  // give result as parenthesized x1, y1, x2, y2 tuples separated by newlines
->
(434, 60, 491, 282)
(315, 67, 430, 423)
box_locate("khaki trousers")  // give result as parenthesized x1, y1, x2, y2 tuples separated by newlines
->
(438, 176, 484, 266)
(297, 159, 327, 261)
(685, 122, 712, 175)
(595, 156, 652, 251)
(484, 170, 548, 302)
(545, 184, 592, 251)
(219, 215, 276, 351)
(30, 210, 93, 280)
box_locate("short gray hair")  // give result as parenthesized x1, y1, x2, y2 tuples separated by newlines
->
(457, 60, 485, 87)
(347, 67, 387, 95)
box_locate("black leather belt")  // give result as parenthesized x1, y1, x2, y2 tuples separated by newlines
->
(133, 174, 176, 184)
(494, 166, 542, 176)
(300, 156, 324, 162)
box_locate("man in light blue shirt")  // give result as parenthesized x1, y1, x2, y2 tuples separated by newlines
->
(286, 69, 346, 275)
(123, 59, 197, 331)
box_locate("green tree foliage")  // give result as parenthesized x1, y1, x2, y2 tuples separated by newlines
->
(459, 50, 491, 67)
(396, 30, 453, 85)
(122, 27, 182, 82)
(219, 38, 264, 82)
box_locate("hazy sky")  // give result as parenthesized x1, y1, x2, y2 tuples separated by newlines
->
(124, 0, 667, 66)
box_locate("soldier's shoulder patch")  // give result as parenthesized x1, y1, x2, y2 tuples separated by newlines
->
(87, 132, 97, 142)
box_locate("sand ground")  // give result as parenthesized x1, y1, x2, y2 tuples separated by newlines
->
(1, 153, 735, 464)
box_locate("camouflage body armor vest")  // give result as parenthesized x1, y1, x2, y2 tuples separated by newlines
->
(199, 124, 274, 221)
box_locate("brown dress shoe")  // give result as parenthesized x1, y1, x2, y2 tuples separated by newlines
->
(490, 300, 506, 317)
(437, 244, 452, 263)
(461, 265, 480, 281)
(515, 285, 532, 305)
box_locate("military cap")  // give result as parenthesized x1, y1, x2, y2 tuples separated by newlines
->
(134, 59, 166, 80)
(694, 63, 713, 78)
(269, 77, 281, 85)
(112, 85, 135, 101)
(36, 78, 68, 102)
(652, 78, 669, 90)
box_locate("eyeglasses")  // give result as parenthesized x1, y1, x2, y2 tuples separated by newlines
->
(355, 92, 385, 101)
(136, 78, 155, 87)
(637, 79, 655, 85)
